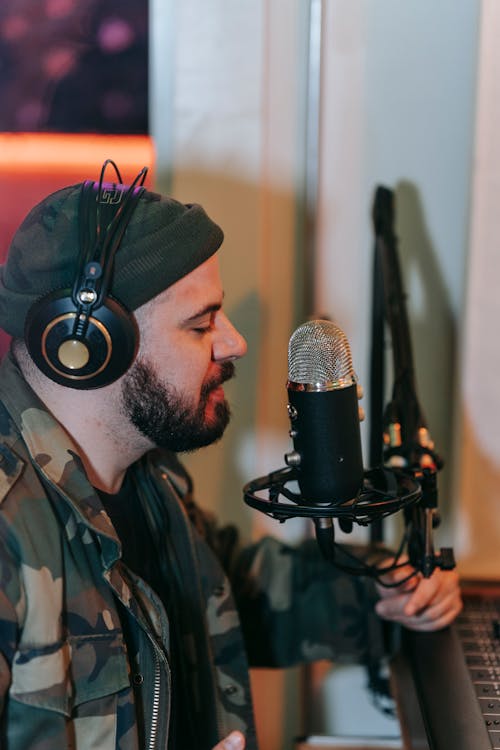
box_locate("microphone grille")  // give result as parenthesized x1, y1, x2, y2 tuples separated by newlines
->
(288, 319, 357, 387)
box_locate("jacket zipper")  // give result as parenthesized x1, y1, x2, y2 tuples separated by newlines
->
(148, 649, 162, 750)
(41, 465, 173, 747)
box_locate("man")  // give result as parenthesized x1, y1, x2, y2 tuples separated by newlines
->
(0, 166, 461, 749)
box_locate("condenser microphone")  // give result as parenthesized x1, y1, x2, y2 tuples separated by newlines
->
(285, 319, 364, 504)
(243, 318, 423, 568)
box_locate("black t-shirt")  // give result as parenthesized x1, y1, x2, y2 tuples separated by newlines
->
(97, 473, 189, 749)
(97, 473, 160, 591)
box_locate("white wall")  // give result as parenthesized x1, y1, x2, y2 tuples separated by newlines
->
(149, 0, 485, 745)
(307, 1, 481, 738)
(150, 0, 482, 549)
(316, 0, 480, 548)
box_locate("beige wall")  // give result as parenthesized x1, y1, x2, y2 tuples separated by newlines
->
(147, 0, 486, 745)
(150, 3, 313, 747)
(453, 0, 500, 580)
(153, 1, 309, 537)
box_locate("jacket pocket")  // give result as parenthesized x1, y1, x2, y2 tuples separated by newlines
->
(10, 630, 130, 716)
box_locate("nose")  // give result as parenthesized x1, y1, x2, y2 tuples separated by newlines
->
(213, 312, 247, 362)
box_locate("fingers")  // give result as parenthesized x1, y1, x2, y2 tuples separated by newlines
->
(375, 567, 463, 631)
(375, 559, 418, 596)
(406, 586, 463, 630)
(403, 567, 463, 629)
(376, 589, 462, 630)
(404, 567, 460, 614)
(212, 731, 245, 750)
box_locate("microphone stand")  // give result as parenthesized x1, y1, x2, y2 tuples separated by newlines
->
(373, 185, 455, 578)
(244, 188, 456, 580)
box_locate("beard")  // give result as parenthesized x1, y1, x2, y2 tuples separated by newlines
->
(120, 358, 234, 452)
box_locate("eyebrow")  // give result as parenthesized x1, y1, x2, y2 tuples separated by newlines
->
(184, 301, 222, 323)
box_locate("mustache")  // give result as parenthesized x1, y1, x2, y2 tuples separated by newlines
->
(203, 361, 236, 394)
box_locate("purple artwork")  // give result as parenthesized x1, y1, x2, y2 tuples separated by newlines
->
(0, 0, 148, 134)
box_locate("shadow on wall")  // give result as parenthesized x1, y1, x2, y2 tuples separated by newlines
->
(155, 166, 311, 750)
(168, 166, 308, 538)
(393, 180, 456, 523)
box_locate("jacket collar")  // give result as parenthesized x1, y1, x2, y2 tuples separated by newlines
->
(0, 351, 121, 566)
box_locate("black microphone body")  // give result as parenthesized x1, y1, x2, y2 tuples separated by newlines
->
(244, 319, 426, 570)
(287, 384, 363, 503)
(285, 319, 364, 507)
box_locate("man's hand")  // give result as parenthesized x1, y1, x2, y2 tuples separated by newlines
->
(374, 557, 462, 631)
(212, 731, 245, 750)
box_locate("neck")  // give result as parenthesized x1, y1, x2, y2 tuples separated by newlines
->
(17, 351, 152, 493)
(50, 387, 151, 492)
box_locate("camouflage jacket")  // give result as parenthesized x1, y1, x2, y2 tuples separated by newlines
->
(0, 353, 386, 749)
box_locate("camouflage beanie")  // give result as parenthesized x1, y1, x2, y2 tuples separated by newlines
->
(0, 181, 224, 338)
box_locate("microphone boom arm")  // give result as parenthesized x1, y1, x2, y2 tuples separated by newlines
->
(372, 186, 455, 577)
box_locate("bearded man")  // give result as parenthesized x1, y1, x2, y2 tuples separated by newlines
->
(0, 165, 461, 750)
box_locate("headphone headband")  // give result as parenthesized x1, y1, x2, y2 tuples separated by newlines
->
(74, 161, 147, 311)
(25, 161, 148, 389)
(73, 179, 145, 314)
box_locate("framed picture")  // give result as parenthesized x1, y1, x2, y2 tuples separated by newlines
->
(0, 0, 148, 134)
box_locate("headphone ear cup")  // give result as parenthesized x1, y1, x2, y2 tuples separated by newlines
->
(25, 289, 138, 389)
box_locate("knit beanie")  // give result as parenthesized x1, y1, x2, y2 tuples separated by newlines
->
(0, 181, 224, 338)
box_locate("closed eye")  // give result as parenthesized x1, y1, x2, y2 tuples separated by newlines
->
(183, 301, 222, 334)
(193, 324, 212, 334)
(191, 312, 216, 334)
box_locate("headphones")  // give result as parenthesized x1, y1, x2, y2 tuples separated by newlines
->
(25, 160, 148, 389)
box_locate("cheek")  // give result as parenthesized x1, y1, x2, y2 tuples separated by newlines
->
(138, 325, 213, 393)
(167, 353, 212, 400)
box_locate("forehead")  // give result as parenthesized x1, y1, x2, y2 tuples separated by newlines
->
(135, 254, 223, 320)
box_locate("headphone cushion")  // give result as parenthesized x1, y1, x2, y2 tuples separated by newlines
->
(25, 289, 138, 389)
